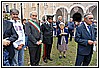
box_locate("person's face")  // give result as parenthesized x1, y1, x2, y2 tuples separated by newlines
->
(85, 15, 93, 25)
(60, 24, 64, 30)
(48, 19, 53, 23)
(11, 12, 19, 20)
(31, 12, 37, 21)
(59, 17, 62, 21)
(23, 20, 26, 24)
(70, 18, 73, 22)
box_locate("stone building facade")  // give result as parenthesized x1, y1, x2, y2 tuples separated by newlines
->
(3, 2, 97, 22)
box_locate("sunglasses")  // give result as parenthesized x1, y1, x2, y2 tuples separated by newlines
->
(88, 18, 93, 20)
(32, 15, 37, 17)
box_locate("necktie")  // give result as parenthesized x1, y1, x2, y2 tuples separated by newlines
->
(87, 26, 91, 36)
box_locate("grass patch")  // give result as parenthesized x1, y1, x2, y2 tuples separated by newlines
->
(24, 37, 97, 66)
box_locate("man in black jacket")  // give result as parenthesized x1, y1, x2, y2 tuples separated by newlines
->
(41, 15, 54, 63)
(3, 19, 18, 66)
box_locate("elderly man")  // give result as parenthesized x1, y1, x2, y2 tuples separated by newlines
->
(56, 16, 63, 29)
(75, 13, 97, 66)
(26, 11, 42, 66)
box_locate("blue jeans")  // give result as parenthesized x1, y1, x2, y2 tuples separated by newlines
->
(24, 36, 28, 48)
(12, 46, 24, 66)
(3, 49, 10, 66)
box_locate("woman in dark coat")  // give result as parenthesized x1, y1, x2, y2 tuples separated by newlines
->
(57, 22, 69, 59)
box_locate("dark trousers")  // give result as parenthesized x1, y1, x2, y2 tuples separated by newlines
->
(75, 53, 93, 66)
(68, 29, 74, 41)
(28, 46, 41, 66)
(43, 44, 52, 59)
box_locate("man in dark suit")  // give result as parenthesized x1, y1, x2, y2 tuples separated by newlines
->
(56, 16, 63, 29)
(75, 13, 97, 66)
(3, 19, 18, 66)
(41, 15, 54, 63)
(26, 11, 42, 66)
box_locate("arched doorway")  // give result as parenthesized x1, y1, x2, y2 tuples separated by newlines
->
(56, 8, 68, 22)
(70, 6, 84, 22)
(73, 13, 82, 22)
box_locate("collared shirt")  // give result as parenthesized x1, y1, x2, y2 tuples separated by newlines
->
(10, 20, 25, 48)
(84, 22, 92, 35)
(46, 21, 50, 25)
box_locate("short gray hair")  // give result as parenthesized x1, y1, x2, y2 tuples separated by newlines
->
(58, 16, 62, 19)
(84, 12, 93, 18)
(10, 9, 19, 15)
(30, 11, 37, 17)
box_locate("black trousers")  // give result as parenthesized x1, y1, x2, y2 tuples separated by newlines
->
(43, 44, 52, 59)
(75, 53, 93, 66)
(28, 46, 41, 66)
(68, 29, 74, 41)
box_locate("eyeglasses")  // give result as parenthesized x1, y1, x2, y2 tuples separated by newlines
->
(32, 15, 37, 17)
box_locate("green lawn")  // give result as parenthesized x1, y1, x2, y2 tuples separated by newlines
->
(24, 37, 97, 66)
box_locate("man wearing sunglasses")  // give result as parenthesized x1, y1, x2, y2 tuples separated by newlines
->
(75, 12, 97, 66)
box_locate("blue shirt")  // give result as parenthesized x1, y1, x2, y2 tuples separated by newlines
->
(68, 22, 74, 30)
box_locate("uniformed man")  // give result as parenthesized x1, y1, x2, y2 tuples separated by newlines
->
(41, 15, 54, 63)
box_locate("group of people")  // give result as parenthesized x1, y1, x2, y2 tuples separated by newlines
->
(3, 8, 97, 66)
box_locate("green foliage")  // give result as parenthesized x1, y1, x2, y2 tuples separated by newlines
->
(4, 13, 10, 20)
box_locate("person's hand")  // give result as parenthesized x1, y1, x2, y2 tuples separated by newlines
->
(3, 39, 10, 46)
(17, 45, 22, 50)
(93, 41, 97, 46)
(72, 30, 74, 32)
(59, 33, 62, 36)
(37, 41, 42, 45)
(88, 40, 94, 45)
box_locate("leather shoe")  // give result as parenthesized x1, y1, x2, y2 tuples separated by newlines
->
(63, 56, 66, 58)
(59, 55, 62, 59)
(43, 59, 48, 63)
(47, 58, 53, 61)
(63, 55, 66, 58)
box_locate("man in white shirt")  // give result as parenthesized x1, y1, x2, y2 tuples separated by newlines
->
(10, 9, 25, 66)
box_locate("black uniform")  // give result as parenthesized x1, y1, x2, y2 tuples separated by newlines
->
(41, 15, 54, 63)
